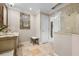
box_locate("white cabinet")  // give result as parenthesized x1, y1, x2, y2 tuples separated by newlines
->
(72, 34, 79, 56)
(54, 33, 72, 56)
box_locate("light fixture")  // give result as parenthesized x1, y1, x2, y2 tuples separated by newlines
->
(30, 8, 32, 10)
(8, 2, 14, 7)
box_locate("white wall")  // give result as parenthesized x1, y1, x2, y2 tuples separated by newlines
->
(35, 11, 50, 43)
(8, 8, 36, 42)
(8, 8, 20, 32)
(8, 7, 50, 43)
(35, 10, 41, 39)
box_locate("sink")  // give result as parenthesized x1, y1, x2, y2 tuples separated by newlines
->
(0, 32, 19, 38)
(5, 32, 14, 35)
(0, 32, 12, 35)
(0, 32, 5, 36)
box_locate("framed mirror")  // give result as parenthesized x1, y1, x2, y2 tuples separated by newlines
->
(0, 3, 8, 31)
(20, 12, 30, 29)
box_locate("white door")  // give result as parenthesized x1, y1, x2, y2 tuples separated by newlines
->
(40, 14, 49, 43)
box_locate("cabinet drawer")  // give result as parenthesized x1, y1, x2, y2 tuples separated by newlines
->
(0, 37, 17, 53)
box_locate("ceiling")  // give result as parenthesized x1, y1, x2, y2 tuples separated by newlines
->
(13, 3, 57, 14)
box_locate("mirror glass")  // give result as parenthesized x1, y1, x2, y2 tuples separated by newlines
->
(0, 4, 8, 31)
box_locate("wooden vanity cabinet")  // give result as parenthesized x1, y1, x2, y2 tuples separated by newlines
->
(0, 36, 18, 56)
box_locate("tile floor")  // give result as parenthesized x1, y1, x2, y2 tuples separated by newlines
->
(17, 41, 56, 56)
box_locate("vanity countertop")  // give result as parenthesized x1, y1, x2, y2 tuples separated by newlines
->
(0, 32, 19, 38)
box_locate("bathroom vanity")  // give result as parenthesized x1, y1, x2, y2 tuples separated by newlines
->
(0, 32, 19, 56)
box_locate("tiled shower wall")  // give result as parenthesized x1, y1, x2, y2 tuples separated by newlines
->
(51, 3, 79, 34)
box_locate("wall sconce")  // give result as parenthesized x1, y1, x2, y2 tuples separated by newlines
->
(8, 3, 14, 7)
